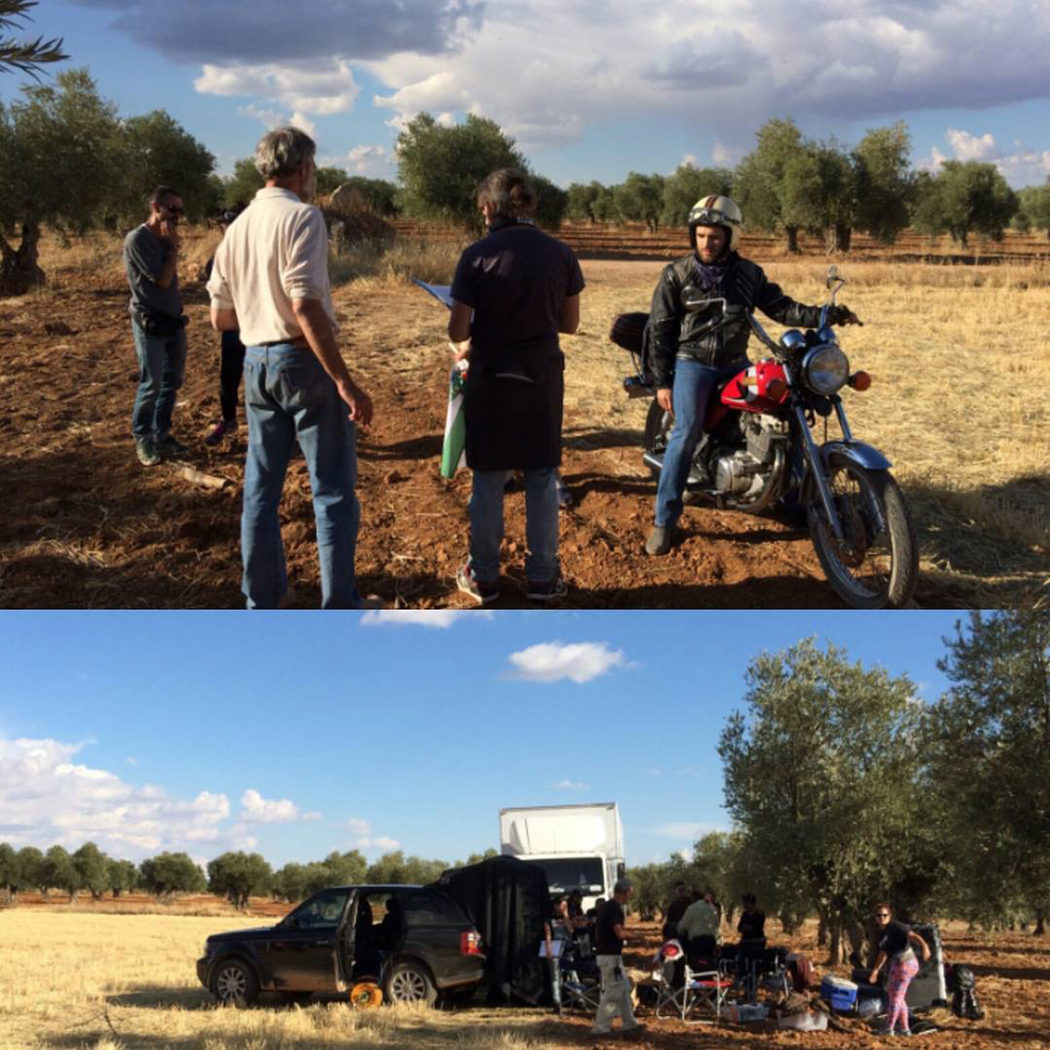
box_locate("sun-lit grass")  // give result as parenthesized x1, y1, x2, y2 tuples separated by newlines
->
(568, 257, 1050, 559)
(0, 910, 549, 1050)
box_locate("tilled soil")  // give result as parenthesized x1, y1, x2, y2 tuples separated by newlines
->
(0, 260, 1007, 609)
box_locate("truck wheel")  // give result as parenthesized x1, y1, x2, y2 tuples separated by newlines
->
(212, 958, 259, 1005)
(384, 961, 437, 1006)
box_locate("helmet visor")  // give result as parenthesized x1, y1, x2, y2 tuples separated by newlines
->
(689, 207, 738, 228)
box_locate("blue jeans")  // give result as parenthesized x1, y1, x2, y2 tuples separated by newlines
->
(469, 468, 559, 582)
(241, 343, 362, 609)
(130, 322, 187, 439)
(654, 357, 744, 527)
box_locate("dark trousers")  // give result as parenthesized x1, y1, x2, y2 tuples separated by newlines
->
(219, 329, 246, 421)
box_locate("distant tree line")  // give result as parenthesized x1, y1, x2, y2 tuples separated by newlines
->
(627, 609, 1049, 960)
(0, 839, 498, 909)
(3, 63, 1049, 299)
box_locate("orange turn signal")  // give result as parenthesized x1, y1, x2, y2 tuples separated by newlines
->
(766, 378, 788, 401)
(849, 371, 871, 391)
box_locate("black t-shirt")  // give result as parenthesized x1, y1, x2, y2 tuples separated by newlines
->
(738, 908, 766, 940)
(450, 222, 585, 354)
(666, 898, 689, 928)
(595, 898, 625, 955)
(879, 920, 911, 956)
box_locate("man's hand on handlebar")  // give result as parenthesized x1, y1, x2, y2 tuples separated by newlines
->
(657, 387, 673, 414)
(830, 304, 862, 326)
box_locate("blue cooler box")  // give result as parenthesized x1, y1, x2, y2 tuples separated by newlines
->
(821, 976, 859, 1012)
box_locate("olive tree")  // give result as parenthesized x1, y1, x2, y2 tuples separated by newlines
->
(72, 841, 110, 900)
(207, 851, 273, 909)
(912, 160, 1017, 246)
(1015, 184, 1050, 238)
(139, 851, 206, 899)
(852, 121, 913, 244)
(718, 638, 925, 962)
(925, 610, 1050, 933)
(115, 109, 216, 225)
(0, 68, 121, 293)
(396, 112, 525, 228)
(660, 164, 733, 230)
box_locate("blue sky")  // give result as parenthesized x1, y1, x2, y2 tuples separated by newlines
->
(0, 610, 965, 871)
(5, 1, 1050, 188)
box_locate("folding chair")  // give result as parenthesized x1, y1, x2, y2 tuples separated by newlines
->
(560, 937, 602, 1014)
(654, 943, 733, 1025)
(749, 947, 790, 999)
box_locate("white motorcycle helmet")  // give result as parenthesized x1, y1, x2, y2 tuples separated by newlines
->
(688, 194, 743, 253)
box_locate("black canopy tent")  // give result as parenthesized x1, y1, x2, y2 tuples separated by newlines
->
(433, 855, 551, 1004)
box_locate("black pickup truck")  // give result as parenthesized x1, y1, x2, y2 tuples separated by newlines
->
(197, 884, 485, 1006)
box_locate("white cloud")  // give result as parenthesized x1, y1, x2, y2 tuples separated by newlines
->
(652, 821, 723, 839)
(367, 0, 1050, 155)
(290, 112, 318, 139)
(346, 144, 394, 176)
(360, 610, 484, 628)
(0, 736, 255, 858)
(554, 779, 590, 791)
(506, 641, 626, 683)
(345, 816, 399, 851)
(195, 60, 359, 116)
(919, 127, 1050, 186)
(352, 835, 401, 851)
(946, 128, 998, 161)
(239, 788, 306, 824)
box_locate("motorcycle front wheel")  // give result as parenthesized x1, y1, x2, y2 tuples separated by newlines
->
(806, 457, 918, 609)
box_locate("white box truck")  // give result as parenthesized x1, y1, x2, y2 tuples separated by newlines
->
(499, 802, 625, 912)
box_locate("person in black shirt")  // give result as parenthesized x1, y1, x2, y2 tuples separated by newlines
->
(591, 878, 644, 1036)
(868, 902, 930, 1035)
(448, 168, 584, 605)
(662, 881, 690, 941)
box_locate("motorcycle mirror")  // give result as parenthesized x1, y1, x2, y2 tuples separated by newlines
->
(826, 265, 838, 285)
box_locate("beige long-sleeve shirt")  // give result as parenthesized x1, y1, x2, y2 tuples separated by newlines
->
(206, 186, 337, 346)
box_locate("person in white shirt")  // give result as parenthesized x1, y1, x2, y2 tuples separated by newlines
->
(207, 127, 374, 608)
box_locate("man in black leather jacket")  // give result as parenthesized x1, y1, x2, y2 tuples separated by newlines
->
(645, 195, 857, 556)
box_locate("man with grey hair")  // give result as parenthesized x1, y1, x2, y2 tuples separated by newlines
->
(207, 126, 374, 608)
(124, 184, 189, 466)
(591, 877, 645, 1037)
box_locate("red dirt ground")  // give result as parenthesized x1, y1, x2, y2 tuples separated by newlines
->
(0, 252, 1035, 609)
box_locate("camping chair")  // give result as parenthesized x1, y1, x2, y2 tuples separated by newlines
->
(749, 946, 790, 1000)
(654, 943, 733, 1024)
(559, 936, 602, 1014)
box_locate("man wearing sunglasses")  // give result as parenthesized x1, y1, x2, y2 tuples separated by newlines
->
(644, 194, 859, 556)
(124, 185, 189, 466)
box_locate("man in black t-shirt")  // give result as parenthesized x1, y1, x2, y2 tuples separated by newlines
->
(591, 878, 644, 1036)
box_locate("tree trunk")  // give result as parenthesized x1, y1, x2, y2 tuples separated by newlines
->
(0, 222, 46, 296)
(835, 224, 852, 253)
(785, 226, 801, 253)
(1035, 913, 1045, 935)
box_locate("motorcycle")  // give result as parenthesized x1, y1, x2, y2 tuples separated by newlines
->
(612, 266, 917, 609)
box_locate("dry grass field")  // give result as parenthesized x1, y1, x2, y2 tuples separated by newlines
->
(1, 903, 1047, 1050)
(0, 227, 1045, 608)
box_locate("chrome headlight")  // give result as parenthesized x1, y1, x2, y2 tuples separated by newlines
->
(802, 344, 849, 395)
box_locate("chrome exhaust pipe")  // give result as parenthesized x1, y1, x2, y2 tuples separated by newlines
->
(642, 451, 663, 472)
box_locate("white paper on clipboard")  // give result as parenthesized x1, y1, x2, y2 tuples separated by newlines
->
(538, 939, 565, 958)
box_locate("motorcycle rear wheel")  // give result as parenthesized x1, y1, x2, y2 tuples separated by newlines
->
(643, 399, 671, 480)
(806, 457, 917, 609)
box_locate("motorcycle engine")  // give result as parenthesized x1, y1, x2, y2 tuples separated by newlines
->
(712, 415, 788, 498)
